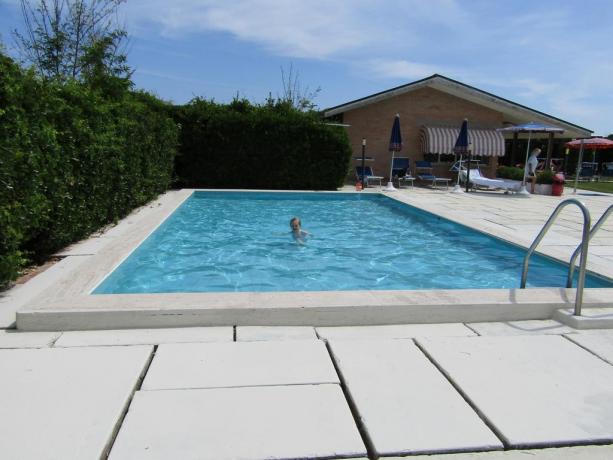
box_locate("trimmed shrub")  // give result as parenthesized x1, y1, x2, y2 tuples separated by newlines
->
(496, 166, 524, 181)
(0, 53, 178, 287)
(174, 99, 351, 190)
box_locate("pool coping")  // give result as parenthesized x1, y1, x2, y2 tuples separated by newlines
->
(16, 188, 613, 331)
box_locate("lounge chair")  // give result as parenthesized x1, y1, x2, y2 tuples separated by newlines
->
(355, 166, 384, 188)
(602, 162, 613, 178)
(578, 162, 598, 181)
(460, 169, 522, 193)
(415, 160, 451, 189)
(391, 157, 415, 188)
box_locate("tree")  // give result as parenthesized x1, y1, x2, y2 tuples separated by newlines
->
(279, 63, 321, 112)
(13, 0, 129, 82)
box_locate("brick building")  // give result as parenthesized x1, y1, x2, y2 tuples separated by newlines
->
(323, 74, 592, 182)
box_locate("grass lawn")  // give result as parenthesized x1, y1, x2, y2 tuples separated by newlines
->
(566, 179, 613, 194)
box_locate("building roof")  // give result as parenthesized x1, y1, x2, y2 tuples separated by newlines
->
(323, 74, 592, 138)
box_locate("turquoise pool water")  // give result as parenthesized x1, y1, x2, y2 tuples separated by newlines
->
(94, 192, 613, 293)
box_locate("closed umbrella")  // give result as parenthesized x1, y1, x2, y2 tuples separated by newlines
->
(497, 122, 565, 196)
(565, 137, 613, 193)
(385, 114, 402, 191)
(452, 119, 469, 193)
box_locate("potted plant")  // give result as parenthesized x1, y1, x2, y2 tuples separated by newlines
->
(535, 169, 554, 195)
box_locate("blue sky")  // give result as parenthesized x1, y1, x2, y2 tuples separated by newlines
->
(1, 0, 612, 135)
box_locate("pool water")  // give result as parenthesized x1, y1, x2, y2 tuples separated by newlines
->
(94, 192, 613, 294)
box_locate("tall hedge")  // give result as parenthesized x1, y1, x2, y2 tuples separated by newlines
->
(174, 99, 351, 190)
(0, 54, 178, 286)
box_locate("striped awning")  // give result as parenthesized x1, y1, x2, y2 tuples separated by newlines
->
(420, 126, 506, 157)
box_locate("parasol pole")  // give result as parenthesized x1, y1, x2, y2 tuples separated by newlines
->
(573, 139, 584, 194)
(451, 153, 464, 193)
(452, 119, 467, 194)
(361, 138, 366, 189)
(385, 114, 400, 191)
(457, 154, 462, 186)
(517, 132, 532, 196)
(464, 144, 472, 192)
(385, 150, 397, 191)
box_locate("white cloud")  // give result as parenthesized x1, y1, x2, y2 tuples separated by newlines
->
(126, 0, 375, 59)
(366, 59, 442, 80)
(513, 78, 562, 99)
(125, 0, 470, 59)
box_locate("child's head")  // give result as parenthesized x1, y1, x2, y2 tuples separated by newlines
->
(290, 217, 301, 230)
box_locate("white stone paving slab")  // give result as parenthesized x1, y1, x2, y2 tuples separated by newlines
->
(467, 320, 575, 336)
(419, 335, 613, 447)
(0, 255, 90, 328)
(109, 384, 367, 460)
(0, 346, 152, 460)
(566, 330, 613, 365)
(384, 443, 613, 459)
(142, 340, 338, 390)
(236, 325, 317, 341)
(317, 323, 475, 340)
(55, 326, 232, 347)
(328, 339, 502, 456)
(0, 329, 61, 348)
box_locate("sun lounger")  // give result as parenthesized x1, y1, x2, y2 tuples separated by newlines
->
(355, 166, 384, 188)
(460, 169, 522, 193)
(578, 162, 599, 181)
(391, 157, 415, 188)
(415, 161, 451, 189)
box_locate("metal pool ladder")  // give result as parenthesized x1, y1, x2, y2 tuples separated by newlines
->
(520, 199, 591, 316)
(567, 204, 613, 288)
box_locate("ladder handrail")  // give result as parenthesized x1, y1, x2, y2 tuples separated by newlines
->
(567, 204, 613, 288)
(520, 199, 591, 316)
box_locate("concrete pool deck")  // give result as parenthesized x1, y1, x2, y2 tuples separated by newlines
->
(9, 186, 613, 331)
(1, 323, 613, 459)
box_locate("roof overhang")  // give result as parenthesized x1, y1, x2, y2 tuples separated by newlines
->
(323, 75, 592, 139)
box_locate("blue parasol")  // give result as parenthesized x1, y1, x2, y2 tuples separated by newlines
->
(452, 119, 469, 193)
(385, 114, 402, 191)
(497, 122, 564, 196)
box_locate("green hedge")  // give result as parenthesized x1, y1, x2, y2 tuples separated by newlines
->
(497, 165, 554, 184)
(496, 166, 524, 181)
(174, 99, 351, 190)
(1, 58, 351, 287)
(0, 54, 178, 287)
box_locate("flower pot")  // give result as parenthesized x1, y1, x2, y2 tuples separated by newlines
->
(534, 184, 552, 195)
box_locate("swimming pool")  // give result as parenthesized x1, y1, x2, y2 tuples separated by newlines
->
(94, 192, 613, 294)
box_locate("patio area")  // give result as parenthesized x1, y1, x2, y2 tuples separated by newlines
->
(2, 322, 613, 459)
(1, 187, 612, 459)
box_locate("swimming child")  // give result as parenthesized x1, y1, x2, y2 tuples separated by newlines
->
(289, 217, 310, 245)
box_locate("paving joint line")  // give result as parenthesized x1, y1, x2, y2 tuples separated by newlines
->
(49, 332, 63, 347)
(562, 334, 613, 366)
(412, 338, 509, 450)
(462, 323, 482, 336)
(323, 340, 377, 460)
(104, 344, 157, 459)
(140, 381, 340, 392)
